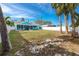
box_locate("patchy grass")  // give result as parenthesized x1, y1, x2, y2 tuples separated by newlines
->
(1, 30, 79, 55)
(19, 30, 60, 43)
(8, 30, 60, 55)
(3, 30, 29, 55)
(0, 30, 60, 55)
(0, 43, 2, 48)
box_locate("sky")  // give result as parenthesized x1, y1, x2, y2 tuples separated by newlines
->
(0, 3, 79, 26)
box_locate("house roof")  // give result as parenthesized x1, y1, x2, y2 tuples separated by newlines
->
(15, 21, 40, 26)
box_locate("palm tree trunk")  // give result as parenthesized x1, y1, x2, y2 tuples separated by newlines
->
(71, 11, 75, 37)
(59, 16, 62, 33)
(0, 6, 10, 52)
(64, 14, 69, 34)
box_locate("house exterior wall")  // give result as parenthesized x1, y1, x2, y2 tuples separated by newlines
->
(42, 26, 72, 32)
(16, 25, 42, 30)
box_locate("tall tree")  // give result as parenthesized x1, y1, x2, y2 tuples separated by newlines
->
(58, 3, 78, 36)
(51, 3, 63, 33)
(62, 4, 69, 34)
(68, 4, 78, 37)
(0, 6, 10, 52)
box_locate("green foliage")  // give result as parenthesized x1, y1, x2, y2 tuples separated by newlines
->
(51, 3, 78, 15)
(5, 16, 11, 20)
(6, 20, 14, 26)
(51, 3, 63, 16)
(75, 19, 79, 27)
(51, 3, 79, 27)
(5, 16, 14, 26)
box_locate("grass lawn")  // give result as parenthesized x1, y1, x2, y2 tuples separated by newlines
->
(0, 30, 79, 55)
(19, 30, 60, 43)
(8, 30, 61, 55)
(0, 30, 29, 55)
(0, 30, 60, 55)
(9, 30, 79, 55)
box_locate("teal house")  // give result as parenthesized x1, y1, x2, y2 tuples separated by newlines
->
(15, 21, 42, 30)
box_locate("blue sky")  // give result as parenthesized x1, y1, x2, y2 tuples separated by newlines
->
(0, 3, 79, 26)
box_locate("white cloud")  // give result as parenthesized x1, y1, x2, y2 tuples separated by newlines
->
(0, 4, 23, 16)
(0, 4, 13, 13)
(0, 3, 42, 19)
(0, 4, 37, 19)
(9, 4, 35, 14)
(0, 4, 35, 16)
(10, 14, 35, 19)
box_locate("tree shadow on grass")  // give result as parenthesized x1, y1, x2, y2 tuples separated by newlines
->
(56, 35, 72, 41)
(70, 38, 79, 45)
(39, 45, 79, 56)
(56, 34, 79, 45)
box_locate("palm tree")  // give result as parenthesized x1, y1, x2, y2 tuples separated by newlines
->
(5, 16, 14, 27)
(61, 3, 78, 37)
(52, 3, 78, 37)
(68, 4, 78, 37)
(62, 4, 69, 34)
(51, 4, 63, 33)
(74, 12, 79, 27)
(4, 16, 14, 50)
(0, 6, 10, 52)
(64, 14, 69, 34)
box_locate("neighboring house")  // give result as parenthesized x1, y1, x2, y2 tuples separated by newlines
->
(42, 25, 72, 32)
(15, 21, 42, 30)
(42, 24, 57, 27)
